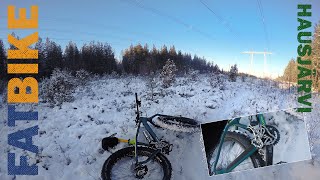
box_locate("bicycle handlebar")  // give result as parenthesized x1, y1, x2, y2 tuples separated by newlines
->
(133, 93, 189, 123)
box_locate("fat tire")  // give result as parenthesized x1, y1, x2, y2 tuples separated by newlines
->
(208, 131, 264, 175)
(154, 116, 200, 132)
(101, 146, 172, 180)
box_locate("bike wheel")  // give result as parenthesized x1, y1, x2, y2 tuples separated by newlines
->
(208, 131, 264, 175)
(101, 146, 172, 180)
(153, 116, 200, 132)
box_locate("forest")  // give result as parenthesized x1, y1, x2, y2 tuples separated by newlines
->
(279, 22, 320, 92)
(0, 35, 222, 80)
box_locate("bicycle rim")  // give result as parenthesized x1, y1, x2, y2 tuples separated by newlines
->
(111, 156, 164, 179)
(210, 140, 255, 174)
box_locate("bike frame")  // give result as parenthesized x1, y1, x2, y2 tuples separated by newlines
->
(130, 94, 189, 169)
(133, 113, 175, 166)
(212, 114, 267, 175)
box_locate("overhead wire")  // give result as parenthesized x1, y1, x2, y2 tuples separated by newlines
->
(199, 0, 236, 36)
(256, 0, 270, 50)
(121, 0, 215, 41)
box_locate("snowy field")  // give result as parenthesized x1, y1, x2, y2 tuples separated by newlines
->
(0, 74, 319, 180)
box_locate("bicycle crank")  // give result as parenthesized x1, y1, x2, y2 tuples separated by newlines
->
(263, 125, 280, 146)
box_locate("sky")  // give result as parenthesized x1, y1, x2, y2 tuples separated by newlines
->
(0, 0, 320, 78)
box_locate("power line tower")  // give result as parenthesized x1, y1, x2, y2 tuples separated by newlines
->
(242, 51, 272, 77)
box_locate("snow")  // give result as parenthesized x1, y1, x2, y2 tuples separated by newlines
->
(0, 74, 319, 180)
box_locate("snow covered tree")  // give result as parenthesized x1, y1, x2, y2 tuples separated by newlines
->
(146, 72, 157, 100)
(241, 75, 246, 82)
(212, 64, 220, 73)
(160, 59, 177, 88)
(75, 69, 91, 86)
(229, 64, 238, 82)
(188, 69, 199, 82)
(209, 73, 226, 90)
(40, 68, 76, 106)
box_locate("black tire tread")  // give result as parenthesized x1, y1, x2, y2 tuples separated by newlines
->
(154, 116, 200, 132)
(208, 131, 264, 175)
(101, 146, 172, 180)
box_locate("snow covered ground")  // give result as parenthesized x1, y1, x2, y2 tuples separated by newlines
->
(0, 74, 319, 180)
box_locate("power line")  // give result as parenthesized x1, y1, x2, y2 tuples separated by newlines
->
(199, 0, 236, 35)
(0, 25, 168, 48)
(40, 28, 135, 43)
(0, 35, 132, 50)
(256, 0, 270, 50)
(0, 15, 161, 44)
(0, 15, 203, 55)
(1, 31, 203, 58)
(0, 7, 206, 58)
(121, 0, 215, 41)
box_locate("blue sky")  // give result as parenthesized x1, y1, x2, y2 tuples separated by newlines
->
(0, 0, 320, 77)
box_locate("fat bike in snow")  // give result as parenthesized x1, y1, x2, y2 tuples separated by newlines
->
(208, 114, 281, 175)
(101, 93, 200, 180)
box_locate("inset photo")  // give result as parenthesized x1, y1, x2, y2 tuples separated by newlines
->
(201, 109, 311, 176)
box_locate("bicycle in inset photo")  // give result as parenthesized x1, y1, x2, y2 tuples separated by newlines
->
(202, 114, 281, 175)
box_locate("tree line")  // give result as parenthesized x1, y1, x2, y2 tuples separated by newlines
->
(122, 44, 219, 75)
(279, 22, 320, 92)
(0, 36, 221, 80)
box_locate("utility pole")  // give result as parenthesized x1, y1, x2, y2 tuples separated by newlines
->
(242, 51, 272, 77)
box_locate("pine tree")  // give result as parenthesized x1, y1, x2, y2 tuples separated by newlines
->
(160, 59, 177, 88)
(146, 72, 157, 100)
(169, 46, 177, 61)
(149, 45, 159, 73)
(311, 22, 320, 92)
(213, 64, 220, 73)
(229, 64, 238, 82)
(160, 45, 169, 67)
(103, 43, 117, 74)
(64, 41, 80, 71)
(35, 37, 46, 77)
(0, 39, 6, 79)
(283, 59, 297, 83)
(0, 39, 6, 92)
(44, 38, 63, 76)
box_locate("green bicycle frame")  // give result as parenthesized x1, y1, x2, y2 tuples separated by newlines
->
(213, 114, 266, 175)
(133, 114, 175, 166)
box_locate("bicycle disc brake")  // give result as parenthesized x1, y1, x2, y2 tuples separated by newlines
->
(134, 165, 148, 179)
(263, 125, 280, 146)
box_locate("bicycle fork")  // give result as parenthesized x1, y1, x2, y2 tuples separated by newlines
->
(214, 144, 257, 174)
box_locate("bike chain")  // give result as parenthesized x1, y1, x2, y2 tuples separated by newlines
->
(248, 125, 280, 150)
(230, 125, 280, 161)
(262, 125, 280, 145)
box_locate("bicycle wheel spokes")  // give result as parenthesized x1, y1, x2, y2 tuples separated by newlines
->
(111, 156, 164, 179)
(210, 141, 254, 174)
